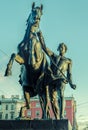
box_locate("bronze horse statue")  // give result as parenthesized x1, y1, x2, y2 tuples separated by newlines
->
(5, 2, 51, 119)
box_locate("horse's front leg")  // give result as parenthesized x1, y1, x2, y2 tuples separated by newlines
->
(15, 54, 24, 64)
(4, 53, 16, 76)
(5, 53, 24, 76)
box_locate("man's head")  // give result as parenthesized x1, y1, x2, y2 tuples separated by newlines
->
(57, 43, 67, 55)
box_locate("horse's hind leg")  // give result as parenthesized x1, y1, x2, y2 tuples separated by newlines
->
(45, 85, 51, 119)
(39, 86, 50, 119)
(23, 89, 31, 109)
(39, 95, 47, 119)
(18, 88, 31, 119)
(19, 106, 27, 118)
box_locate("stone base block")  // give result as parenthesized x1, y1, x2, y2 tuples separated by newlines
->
(0, 119, 72, 130)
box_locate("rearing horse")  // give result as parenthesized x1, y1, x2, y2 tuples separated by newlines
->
(5, 2, 50, 119)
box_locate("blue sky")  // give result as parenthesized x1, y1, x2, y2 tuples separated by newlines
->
(0, 0, 88, 122)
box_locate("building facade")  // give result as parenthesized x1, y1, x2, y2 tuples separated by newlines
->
(0, 95, 24, 120)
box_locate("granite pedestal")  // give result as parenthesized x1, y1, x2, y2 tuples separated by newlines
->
(0, 119, 72, 130)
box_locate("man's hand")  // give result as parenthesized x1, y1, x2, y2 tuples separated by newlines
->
(70, 83, 76, 90)
(37, 30, 42, 37)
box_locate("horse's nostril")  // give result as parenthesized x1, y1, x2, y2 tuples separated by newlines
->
(34, 16, 36, 20)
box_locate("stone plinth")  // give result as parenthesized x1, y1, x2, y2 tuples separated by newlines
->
(0, 119, 72, 130)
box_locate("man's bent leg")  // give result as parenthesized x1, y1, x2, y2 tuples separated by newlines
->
(50, 90, 60, 119)
(59, 85, 65, 119)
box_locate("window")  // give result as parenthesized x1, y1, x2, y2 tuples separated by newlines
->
(11, 104, 14, 110)
(0, 112, 2, 119)
(0, 104, 2, 110)
(27, 110, 31, 117)
(36, 111, 40, 117)
(64, 110, 67, 117)
(5, 114, 8, 119)
(36, 102, 40, 108)
(11, 112, 14, 119)
(6, 105, 8, 110)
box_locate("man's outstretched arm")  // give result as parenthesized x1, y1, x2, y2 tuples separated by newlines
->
(67, 59, 76, 89)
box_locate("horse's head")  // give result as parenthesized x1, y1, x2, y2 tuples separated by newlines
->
(27, 2, 43, 28)
(23, 2, 43, 40)
(18, 3, 43, 61)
